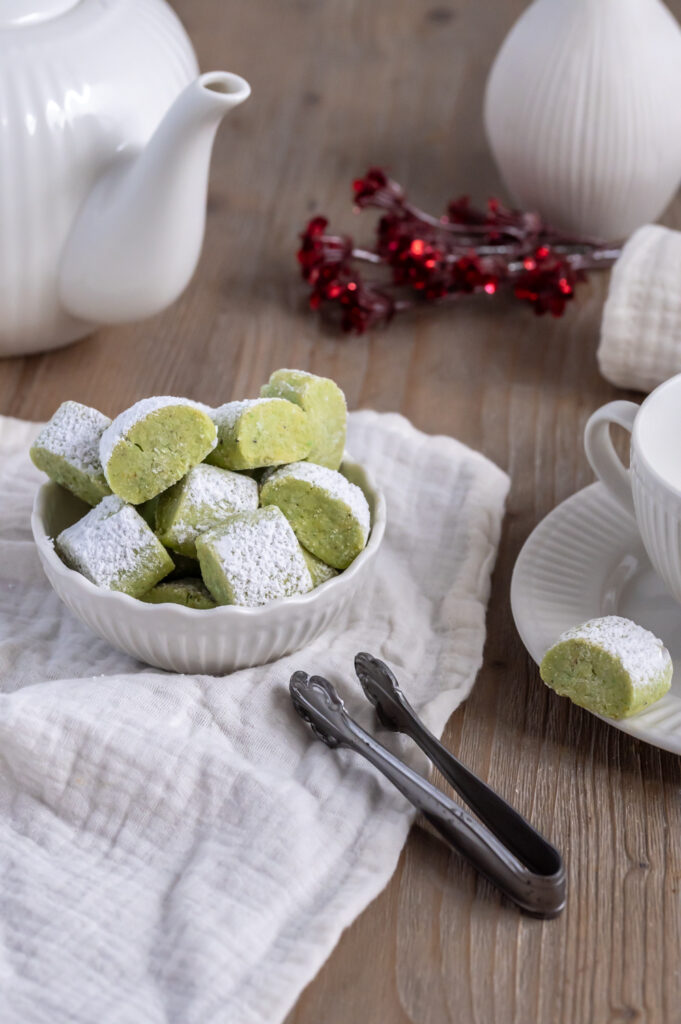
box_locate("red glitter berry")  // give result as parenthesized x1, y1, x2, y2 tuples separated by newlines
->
(297, 218, 353, 286)
(512, 248, 583, 316)
(352, 168, 405, 210)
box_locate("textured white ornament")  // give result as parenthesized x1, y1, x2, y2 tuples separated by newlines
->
(484, 0, 681, 239)
(598, 225, 681, 392)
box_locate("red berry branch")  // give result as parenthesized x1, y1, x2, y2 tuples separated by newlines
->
(297, 168, 622, 333)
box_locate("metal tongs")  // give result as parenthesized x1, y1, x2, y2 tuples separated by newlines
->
(290, 652, 566, 918)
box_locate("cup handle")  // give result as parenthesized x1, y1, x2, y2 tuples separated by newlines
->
(584, 401, 638, 518)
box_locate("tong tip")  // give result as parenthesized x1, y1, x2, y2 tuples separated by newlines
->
(289, 671, 349, 748)
(354, 652, 406, 731)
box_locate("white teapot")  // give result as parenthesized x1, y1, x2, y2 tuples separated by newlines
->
(0, 0, 251, 356)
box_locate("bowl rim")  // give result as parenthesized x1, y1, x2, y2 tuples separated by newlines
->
(31, 454, 387, 621)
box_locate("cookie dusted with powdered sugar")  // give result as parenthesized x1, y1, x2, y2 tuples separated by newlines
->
(141, 578, 216, 609)
(301, 547, 339, 588)
(539, 615, 672, 719)
(206, 398, 312, 471)
(99, 396, 217, 505)
(56, 495, 174, 597)
(156, 463, 258, 557)
(260, 369, 347, 470)
(260, 461, 370, 570)
(30, 401, 112, 506)
(196, 506, 313, 607)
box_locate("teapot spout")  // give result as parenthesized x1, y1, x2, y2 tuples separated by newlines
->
(59, 71, 250, 325)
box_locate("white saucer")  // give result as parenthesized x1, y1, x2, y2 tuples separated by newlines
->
(511, 482, 681, 755)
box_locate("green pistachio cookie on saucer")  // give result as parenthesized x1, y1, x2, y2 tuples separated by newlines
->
(100, 397, 217, 505)
(30, 400, 112, 506)
(141, 578, 216, 609)
(206, 398, 312, 471)
(260, 369, 347, 470)
(260, 461, 370, 570)
(156, 463, 258, 558)
(302, 547, 339, 588)
(539, 615, 672, 719)
(56, 495, 174, 597)
(196, 506, 313, 607)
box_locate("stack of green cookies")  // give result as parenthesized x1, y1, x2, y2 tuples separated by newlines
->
(31, 369, 372, 609)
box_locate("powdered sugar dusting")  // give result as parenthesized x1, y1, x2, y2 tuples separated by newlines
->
(32, 401, 110, 475)
(100, 397, 216, 470)
(191, 401, 214, 417)
(263, 368, 315, 402)
(57, 495, 164, 589)
(212, 399, 260, 431)
(169, 465, 258, 545)
(202, 506, 313, 606)
(264, 462, 370, 539)
(212, 398, 277, 433)
(555, 616, 671, 687)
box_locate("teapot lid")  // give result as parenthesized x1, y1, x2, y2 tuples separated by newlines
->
(0, 0, 81, 27)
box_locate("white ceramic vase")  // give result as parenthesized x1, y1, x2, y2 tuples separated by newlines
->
(484, 0, 681, 239)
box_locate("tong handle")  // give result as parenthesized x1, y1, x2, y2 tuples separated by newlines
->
(404, 715, 562, 878)
(355, 653, 563, 880)
(344, 716, 565, 918)
(289, 670, 566, 918)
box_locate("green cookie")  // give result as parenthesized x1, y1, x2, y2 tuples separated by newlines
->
(100, 397, 217, 505)
(260, 461, 370, 570)
(302, 547, 339, 588)
(260, 369, 347, 470)
(196, 506, 313, 607)
(57, 495, 174, 597)
(207, 398, 312, 471)
(30, 400, 112, 507)
(539, 616, 672, 719)
(156, 463, 258, 558)
(141, 578, 216, 609)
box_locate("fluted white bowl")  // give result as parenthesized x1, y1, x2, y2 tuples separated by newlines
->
(31, 456, 386, 674)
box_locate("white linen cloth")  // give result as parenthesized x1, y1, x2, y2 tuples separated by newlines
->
(0, 410, 508, 1024)
(599, 224, 681, 393)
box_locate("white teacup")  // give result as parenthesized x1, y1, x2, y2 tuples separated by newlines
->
(585, 372, 681, 604)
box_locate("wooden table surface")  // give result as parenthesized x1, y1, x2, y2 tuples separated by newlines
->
(3, 2, 681, 1021)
